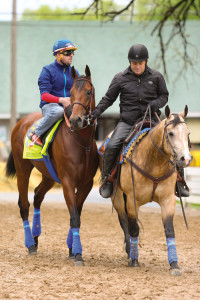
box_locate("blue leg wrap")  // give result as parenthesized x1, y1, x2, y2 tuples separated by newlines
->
(130, 236, 139, 260)
(72, 228, 82, 255)
(23, 220, 35, 249)
(166, 238, 178, 264)
(32, 208, 41, 237)
(66, 227, 73, 249)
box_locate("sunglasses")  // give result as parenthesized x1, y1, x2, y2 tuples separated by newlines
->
(61, 50, 75, 56)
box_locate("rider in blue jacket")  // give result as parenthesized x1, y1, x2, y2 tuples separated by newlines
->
(30, 39, 79, 146)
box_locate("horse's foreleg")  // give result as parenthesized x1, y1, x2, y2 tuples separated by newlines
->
(62, 178, 90, 266)
(160, 197, 181, 276)
(32, 175, 55, 250)
(112, 190, 130, 258)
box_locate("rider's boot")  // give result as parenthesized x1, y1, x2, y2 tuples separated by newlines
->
(176, 167, 189, 197)
(99, 175, 113, 198)
(30, 133, 43, 147)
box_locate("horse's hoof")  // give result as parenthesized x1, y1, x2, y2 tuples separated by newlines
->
(170, 268, 181, 276)
(74, 260, 85, 266)
(169, 262, 181, 276)
(74, 253, 85, 266)
(128, 259, 140, 268)
(28, 245, 37, 255)
(68, 248, 75, 260)
(34, 236, 38, 250)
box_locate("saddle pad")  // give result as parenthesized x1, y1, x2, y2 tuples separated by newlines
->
(120, 128, 150, 164)
(23, 119, 63, 183)
(98, 128, 150, 164)
(23, 118, 63, 160)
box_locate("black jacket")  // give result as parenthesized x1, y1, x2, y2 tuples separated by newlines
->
(93, 65, 168, 125)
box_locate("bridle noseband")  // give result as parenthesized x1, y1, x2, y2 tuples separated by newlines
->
(71, 78, 95, 116)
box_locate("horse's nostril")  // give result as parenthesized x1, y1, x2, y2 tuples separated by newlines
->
(181, 156, 185, 161)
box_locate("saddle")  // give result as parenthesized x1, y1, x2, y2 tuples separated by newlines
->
(98, 119, 156, 188)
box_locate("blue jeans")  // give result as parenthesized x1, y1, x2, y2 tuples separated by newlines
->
(35, 103, 64, 136)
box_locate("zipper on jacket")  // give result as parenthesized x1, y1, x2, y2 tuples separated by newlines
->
(137, 77, 141, 100)
(63, 68, 66, 97)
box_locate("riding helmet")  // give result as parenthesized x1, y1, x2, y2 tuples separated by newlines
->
(128, 44, 149, 62)
(53, 39, 77, 56)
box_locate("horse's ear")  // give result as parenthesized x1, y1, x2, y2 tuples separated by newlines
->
(180, 105, 188, 118)
(165, 105, 171, 118)
(85, 65, 91, 79)
(71, 66, 78, 80)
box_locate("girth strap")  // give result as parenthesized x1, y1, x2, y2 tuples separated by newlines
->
(126, 158, 175, 201)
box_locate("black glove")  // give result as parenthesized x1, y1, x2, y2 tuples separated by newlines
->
(89, 110, 99, 121)
(143, 100, 159, 112)
(86, 111, 99, 121)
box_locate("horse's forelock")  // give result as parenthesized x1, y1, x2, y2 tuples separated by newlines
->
(74, 75, 88, 90)
(171, 114, 182, 128)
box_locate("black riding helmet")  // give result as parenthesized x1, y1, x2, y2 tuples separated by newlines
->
(128, 44, 149, 62)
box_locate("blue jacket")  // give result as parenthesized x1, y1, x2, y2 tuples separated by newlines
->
(38, 60, 79, 108)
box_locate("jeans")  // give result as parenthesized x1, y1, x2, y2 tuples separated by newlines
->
(102, 121, 133, 178)
(35, 103, 64, 136)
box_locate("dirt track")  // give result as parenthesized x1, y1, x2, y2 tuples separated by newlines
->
(0, 199, 200, 300)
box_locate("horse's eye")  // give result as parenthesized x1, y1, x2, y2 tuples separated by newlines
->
(86, 90, 91, 95)
(169, 132, 174, 137)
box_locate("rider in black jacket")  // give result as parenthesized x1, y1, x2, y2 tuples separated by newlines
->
(92, 44, 189, 198)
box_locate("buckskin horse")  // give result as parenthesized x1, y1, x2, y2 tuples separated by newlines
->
(6, 65, 98, 266)
(110, 106, 192, 276)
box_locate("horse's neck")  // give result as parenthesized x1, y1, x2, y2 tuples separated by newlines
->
(64, 122, 95, 146)
(136, 121, 172, 171)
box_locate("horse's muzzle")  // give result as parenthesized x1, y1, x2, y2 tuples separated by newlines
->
(176, 154, 193, 168)
(69, 116, 84, 130)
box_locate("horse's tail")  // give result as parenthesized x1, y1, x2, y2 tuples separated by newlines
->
(5, 151, 16, 178)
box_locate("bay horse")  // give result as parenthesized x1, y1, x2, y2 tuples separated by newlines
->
(6, 65, 98, 266)
(111, 106, 192, 276)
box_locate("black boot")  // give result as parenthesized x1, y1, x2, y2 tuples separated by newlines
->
(176, 168, 189, 197)
(99, 176, 113, 198)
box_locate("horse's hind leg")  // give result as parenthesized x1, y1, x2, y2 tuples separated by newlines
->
(32, 175, 55, 250)
(15, 160, 37, 254)
(160, 196, 181, 276)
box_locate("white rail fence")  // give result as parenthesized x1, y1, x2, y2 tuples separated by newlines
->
(182, 167, 200, 205)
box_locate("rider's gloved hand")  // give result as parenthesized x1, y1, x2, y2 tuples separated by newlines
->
(143, 100, 159, 112)
(89, 111, 99, 121)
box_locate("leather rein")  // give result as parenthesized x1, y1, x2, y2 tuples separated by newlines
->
(64, 77, 96, 183)
(127, 116, 186, 202)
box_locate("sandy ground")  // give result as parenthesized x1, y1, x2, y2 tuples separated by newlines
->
(0, 198, 200, 300)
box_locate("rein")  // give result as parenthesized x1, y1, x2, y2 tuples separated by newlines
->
(127, 158, 175, 202)
(64, 77, 96, 183)
(127, 107, 188, 228)
(71, 78, 95, 116)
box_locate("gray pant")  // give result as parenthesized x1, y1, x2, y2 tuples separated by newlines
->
(35, 103, 64, 136)
(102, 121, 132, 178)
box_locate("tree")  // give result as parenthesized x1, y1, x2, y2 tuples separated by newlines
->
(21, 0, 200, 78)
(78, 0, 200, 78)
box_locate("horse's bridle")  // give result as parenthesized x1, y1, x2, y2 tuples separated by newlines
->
(71, 78, 95, 116)
(150, 117, 186, 166)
